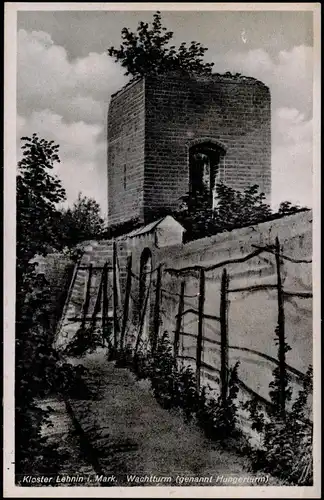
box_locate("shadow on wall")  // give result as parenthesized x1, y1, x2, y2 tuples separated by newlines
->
(32, 253, 75, 333)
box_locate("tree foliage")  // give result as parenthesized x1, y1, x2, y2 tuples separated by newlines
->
(16, 135, 67, 478)
(17, 134, 66, 265)
(16, 135, 67, 356)
(176, 182, 307, 242)
(58, 192, 105, 247)
(108, 11, 214, 78)
(15, 135, 95, 480)
(17, 134, 105, 258)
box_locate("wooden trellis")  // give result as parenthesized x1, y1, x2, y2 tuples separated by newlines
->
(162, 236, 312, 416)
(67, 260, 120, 345)
(64, 233, 312, 422)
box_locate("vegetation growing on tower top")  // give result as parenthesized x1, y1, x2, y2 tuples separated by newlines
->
(107, 11, 215, 79)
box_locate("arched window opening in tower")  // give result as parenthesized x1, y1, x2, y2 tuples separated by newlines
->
(189, 142, 226, 209)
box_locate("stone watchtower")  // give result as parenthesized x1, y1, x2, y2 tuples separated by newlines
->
(107, 73, 271, 228)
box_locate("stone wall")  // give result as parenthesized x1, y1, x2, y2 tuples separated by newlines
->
(32, 253, 75, 333)
(144, 74, 271, 218)
(107, 79, 145, 226)
(156, 210, 312, 415)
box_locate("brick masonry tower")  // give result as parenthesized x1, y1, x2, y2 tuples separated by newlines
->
(107, 73, 271, 227)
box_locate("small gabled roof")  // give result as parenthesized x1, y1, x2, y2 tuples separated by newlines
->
(125, 215, 185, 239)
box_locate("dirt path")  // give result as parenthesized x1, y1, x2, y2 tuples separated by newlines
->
(38, 397, 101, 486)
(66, 349, 282, 487)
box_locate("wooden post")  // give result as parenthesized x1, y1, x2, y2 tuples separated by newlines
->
(196, 268, 205, 392)
(102, 262, 108, 338)
(116, 251, 122, 308)
(135, 282, 150, 354)
(174, 281, 185, 360)
(152, 265, 162, 353)
(91, 268, 104, 330)
(274, 236, 287, 419)
(220, 268, 229, 406)
(112, 241, 119, 350)
(81, 263, 93, 329)
(120, 255, 132, 350)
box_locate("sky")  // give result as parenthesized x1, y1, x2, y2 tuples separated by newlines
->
(16, 8, 315, 216)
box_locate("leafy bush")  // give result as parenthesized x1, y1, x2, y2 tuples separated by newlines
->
(15, 360, 94, 484)
(242, 321, 313, 485)
(15, 400, 60, 482)
(15, 135, 103, 480)
(119, 332, 241, 441)
(133, 349, 154, 381)
(115, 344, 135, 368)
(173, 365, 199, 421)
(196, 362, 241, 440)
(57, 193, 106, 247)
(63, 326, 106, 358)
(268, 324, 293, 416)
(52, 362, 95, 400)
(148, 332, 176, 408)
(243, 366, 313, 485)
(177, 183, 307, 243)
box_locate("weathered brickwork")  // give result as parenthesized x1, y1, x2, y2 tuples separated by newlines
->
(107, 74, 271, 227)
(107, 79, 145, 226)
